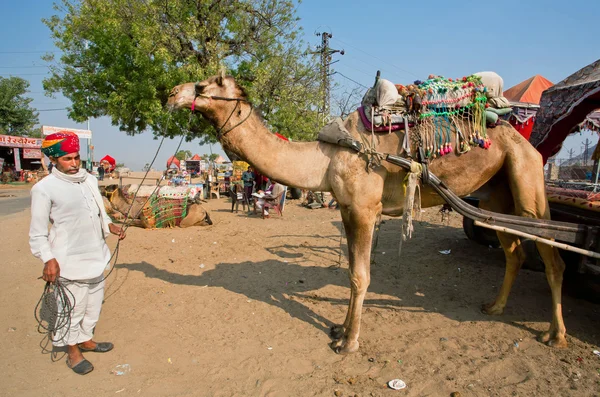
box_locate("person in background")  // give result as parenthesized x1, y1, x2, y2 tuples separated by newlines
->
(97, 164, 105, 181)
(242, 166, 255, 204)
(29, 131, 126, 375)
(253, 179, 285, 217)
(254, 169, 268, 192)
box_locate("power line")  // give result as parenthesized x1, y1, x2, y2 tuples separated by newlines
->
(331, 37, 419, 79)
(37, 108, 67, 112)
(333, 72, 368, 89)
(1, 73, 49, 76)
(0, 66, 48, 69)
(0, 50, 56, 54)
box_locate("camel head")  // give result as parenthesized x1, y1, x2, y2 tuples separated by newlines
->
(167, 71, 248, 115)
(101, 184, 120, 200)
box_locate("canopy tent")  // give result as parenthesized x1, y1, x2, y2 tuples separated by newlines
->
(166, 155, 180, 169)
(530, 59, 600, 163)
(99, 155, 116, 171)
(504, 75, 554, 140)
(185, 154, 202, 173)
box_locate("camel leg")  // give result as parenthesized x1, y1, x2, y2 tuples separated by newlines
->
(487, 151, 568, 347)
(536, 244, 567, 347)
(370, 212, 383, 256)
(330, 204, 379, 354)
(478, 182, 526, 315)
(482, 232, 525, 314)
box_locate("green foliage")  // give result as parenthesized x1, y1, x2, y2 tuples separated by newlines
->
(0, 77, 39, 136)
(175, 150, 192, 161)
(42, 0, 321, 142)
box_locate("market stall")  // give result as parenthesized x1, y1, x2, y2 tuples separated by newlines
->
(0, 134, 45, 183)
(503, 75, 554, 140)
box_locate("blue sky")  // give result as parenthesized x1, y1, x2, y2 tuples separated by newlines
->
(1, 0, 598, 170)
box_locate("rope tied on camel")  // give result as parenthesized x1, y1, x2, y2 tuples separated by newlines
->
(398, 161, 422, 256)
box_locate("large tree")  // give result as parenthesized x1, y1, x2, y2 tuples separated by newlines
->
(42, 0, 321, 143)
(0, 77, 39, 136)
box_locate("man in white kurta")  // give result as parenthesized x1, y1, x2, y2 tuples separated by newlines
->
(29, 131, 125, 375)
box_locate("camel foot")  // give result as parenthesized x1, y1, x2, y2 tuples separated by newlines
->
(329, 325, 345, 341)
(481, 302, 504, 315)
(330, 338, 359, 354)
(538, 331, 568, 348)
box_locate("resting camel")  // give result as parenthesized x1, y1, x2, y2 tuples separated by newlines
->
(167, 74, 568, 353)
(101, 185, 213, 228)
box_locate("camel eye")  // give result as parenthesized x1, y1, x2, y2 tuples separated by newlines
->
(195, 83, 206, 95)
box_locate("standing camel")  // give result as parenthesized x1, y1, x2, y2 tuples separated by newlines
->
(167, 74, 568, 353)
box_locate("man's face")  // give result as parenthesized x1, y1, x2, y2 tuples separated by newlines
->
(52, 152, 81, 174)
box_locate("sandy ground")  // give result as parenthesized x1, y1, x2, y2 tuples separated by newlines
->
(1, 191, 600, 397)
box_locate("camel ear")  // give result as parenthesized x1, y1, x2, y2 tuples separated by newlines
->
(216, 69, 226, 86)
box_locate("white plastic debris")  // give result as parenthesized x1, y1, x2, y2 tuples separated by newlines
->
(593, 349, 600, 357)
(388, 379, 407, 390)
(439, 249, 451, 255)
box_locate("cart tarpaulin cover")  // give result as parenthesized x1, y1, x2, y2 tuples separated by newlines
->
(530, 59, 600, 162)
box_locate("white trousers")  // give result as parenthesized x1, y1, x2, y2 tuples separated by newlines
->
(54, 275, 105, 347)
(255, 199, 269, 215)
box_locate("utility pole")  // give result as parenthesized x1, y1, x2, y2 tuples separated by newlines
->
(582, 138, 591, 165)
(315, 32, 344, 126)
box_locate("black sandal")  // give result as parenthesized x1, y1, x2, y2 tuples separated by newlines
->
(78, 342, 114, 353)
(67, 358, 94, 375)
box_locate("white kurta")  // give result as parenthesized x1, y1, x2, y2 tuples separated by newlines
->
(29, 173, 112, 280)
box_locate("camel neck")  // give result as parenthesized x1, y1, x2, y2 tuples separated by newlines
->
(206, 104, 333, 191)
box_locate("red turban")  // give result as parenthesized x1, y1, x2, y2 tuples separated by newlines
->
(41, 131, 80, 158)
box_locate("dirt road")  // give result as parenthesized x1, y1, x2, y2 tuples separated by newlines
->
(1, 196, 599, 396)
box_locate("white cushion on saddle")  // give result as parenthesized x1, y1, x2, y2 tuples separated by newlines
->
(475, 71, 504, 97)
(376, 79, 399, 107)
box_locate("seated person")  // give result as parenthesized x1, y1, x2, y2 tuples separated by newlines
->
(253, 179, 285, 217)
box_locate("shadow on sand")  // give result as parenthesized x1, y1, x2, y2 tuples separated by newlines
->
(115, 217, 600, 347)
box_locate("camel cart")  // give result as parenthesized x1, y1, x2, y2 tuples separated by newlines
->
(458, 59, 600, 276)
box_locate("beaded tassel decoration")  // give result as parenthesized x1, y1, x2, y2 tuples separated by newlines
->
(415, 74, 489, 159)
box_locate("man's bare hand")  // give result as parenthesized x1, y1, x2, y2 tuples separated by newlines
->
(109, 223, 126, 240)
(43, 259, 60, 283)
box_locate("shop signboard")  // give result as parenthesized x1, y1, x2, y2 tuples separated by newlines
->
(0, 134, 42, 148)
(42, 126, 92, 139)
(23, 148, 42, 159)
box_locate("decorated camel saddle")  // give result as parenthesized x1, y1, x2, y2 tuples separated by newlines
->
(120, 184, 202, 228)
(318, 71, 513, 160)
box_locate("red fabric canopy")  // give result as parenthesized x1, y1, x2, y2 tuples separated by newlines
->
(167, 155, 180, 169)
(504, 75, 554, 105)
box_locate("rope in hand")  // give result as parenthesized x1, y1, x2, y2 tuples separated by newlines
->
(35, 110, 192, 342)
